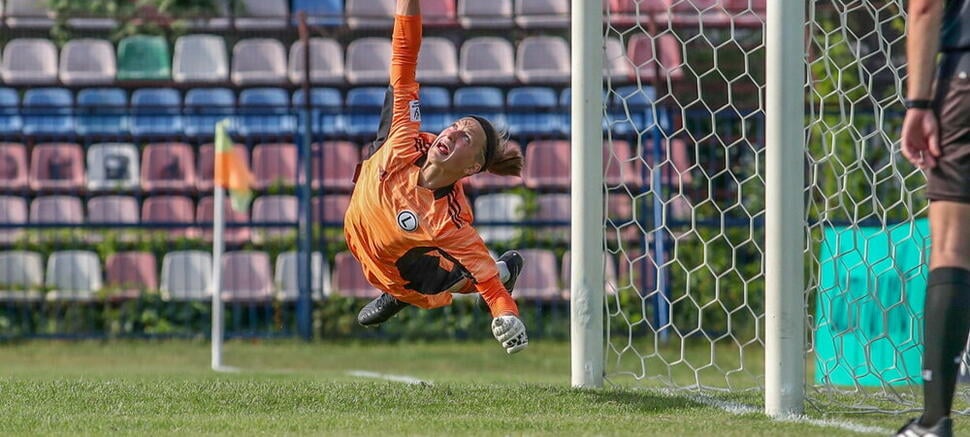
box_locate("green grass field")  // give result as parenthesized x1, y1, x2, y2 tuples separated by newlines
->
(0, 340, 961, 436)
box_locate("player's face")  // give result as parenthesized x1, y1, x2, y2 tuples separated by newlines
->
(429, 117, 487, 175)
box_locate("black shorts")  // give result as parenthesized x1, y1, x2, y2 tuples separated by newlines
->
(930, 73, 970, 203)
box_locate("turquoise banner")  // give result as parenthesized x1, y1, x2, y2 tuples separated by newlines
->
(814, 219, 929, 386)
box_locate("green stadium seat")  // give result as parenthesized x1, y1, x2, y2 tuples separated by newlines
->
(116, 35, 171, 81)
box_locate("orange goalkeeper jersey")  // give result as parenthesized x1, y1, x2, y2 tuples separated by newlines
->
(343, 14, 509, 311)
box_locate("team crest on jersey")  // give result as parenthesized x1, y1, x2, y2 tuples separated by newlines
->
(397, 210, 419, 232)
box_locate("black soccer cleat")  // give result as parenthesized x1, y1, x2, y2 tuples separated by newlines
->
(478, 250, 524, 313)
(895, 416, 953, 437)
(357, 292, 409, 326)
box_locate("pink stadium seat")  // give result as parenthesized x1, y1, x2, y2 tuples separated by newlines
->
(29, 195, 82, 225)
(523, 140, 570, 190)
(106, 251, 158, 299)
(345, 0, 395, 29)
(515, 0, 569, 29)
(606, 192, 639, 243)
(312, 194, 351, 226)
(312, 141, 359, 191)
(561, 251, 619, 299)
(221, 250, 273, 302)
(627, 138, 694, 187)
(197, 143, 249, 192)
(457, 0, 513, 29)
(333, 251, 381, 299)
(459, 37, 516, 84)
(29, 143, 85, 192)
(604, 140, 642, 188)
(466, 173, 523, 192)
(0, 196, 27, 243)
(664, 0, 763, 28)
(0, 143, 28, 191)
(604, 37, 634, 83)
(288, 38, 345, 85)
(196, 195, 250, 245)
(141, 143, 196, 192)
(252, 143, 297, 189)
(535, 193, 570, 242)
(515, 36, 571, 85)
(627, 34, 685, 83)
(514, 249, 561, 300)
(87, 195, 139, 236)
(606, 0, 668, 26)
(141, 195, 196, 238)
(345, 37, 392, 85)
(421, 0, 458, 27)
(417, 37, 459, 85)
(251, 195, 297, 243)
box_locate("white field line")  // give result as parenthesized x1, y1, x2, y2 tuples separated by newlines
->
(347, 370, 432, 386)
(673, 391, 892, 435)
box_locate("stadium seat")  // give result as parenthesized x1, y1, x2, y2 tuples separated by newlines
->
(0, 143, 28, 191)
(605, 192, 639, 242)
(45, 250, 102, 302)
(725, 0, 766, 28)
(141, 143, 196, 192)
(184, 87, 235, 138)
(417, 37, 459, 85)
(29, 143, 85, 192)
(606, 0, 668, 26)
(346, 0, 394, 29)
(197, 143, 248, 192)
(0, 251, 44, 302)
(332, 251, 381, 298)
(608, 85, 657, 136)
(252, 143, 297, 189)
(231, 38, 288, 86)
(184, 0, 231, 30)
(421, 0, 458, 27)
(663, 0, 762, 28)
(523, 140, 570, 190)
(76, 88, 127, 138)
(561, 251, 619, 298)
(130, 88, 182, 138)
(4, 0, 54, 28)
(105, 251, 158, 299)
(0, 38, 58, 85)
(627, 34, 685, 83)
(312, 141, 359, 191)
(291, 0, 344, 26)
(233, 0, 288, 30)
(604, 139, 641, 188)
(288, 38, 345, 85)
(59, 39, 116, 85)
(221, 251, 274, 302)
(457, 0, 513, 29)
(452, 87, 506, 127)
(275, 250, 328, 301)
(514, 0, 569, 28)
(160, 250, 212, 301)
(534, 193, 570, 242)
(515, 36, 571, 85)
(251, 195, 297, 243)
(292, 88, 344, 135)
(197, 195, 250, 245)
(237, 88, 296, 138)
(506, 87, 560, 137)
(29, 195, 82, 227)
(0, 88, 22, 136)
(345, 38, 391, 85)
(87, 195, 139, 226)
(624, 138, 693, 192)
(344, 87, 386, 137)
(312, 194, 351, 226)
(116, 35, 172, 81)
(458, 37, 515, 84)
(473, 193, 523, 243)
(142, 195, 196, 238)
(418, 87, 451, 133)
(513, 249, 560, 300)
(604, 37, 634, 83)
(0, 196, 27, 243)
(86, 143, 140, 191)
(173, 34, 229, 83)
(22, 88, 74, 137)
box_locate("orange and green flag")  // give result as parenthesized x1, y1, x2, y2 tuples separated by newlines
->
(214, 119, 253, 212)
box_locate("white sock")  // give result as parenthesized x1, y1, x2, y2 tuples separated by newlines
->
(497, 261, 510, 283)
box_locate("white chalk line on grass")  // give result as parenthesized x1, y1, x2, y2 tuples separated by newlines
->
(663, 390, 892, 435)
(347, 370, 432, 386)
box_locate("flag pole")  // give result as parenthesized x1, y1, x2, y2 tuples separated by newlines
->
(211, 183, 225, 370)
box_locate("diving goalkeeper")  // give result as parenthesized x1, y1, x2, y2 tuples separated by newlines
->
(342, 0, 528, 354)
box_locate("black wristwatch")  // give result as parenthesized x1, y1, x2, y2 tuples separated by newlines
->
(904, 99, 933, 110)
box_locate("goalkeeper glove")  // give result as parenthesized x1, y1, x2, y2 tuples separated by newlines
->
(491, 314, 528, 354)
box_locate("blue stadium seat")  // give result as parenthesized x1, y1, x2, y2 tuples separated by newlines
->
(130, 88, 182, 138)
(452, 87, 505, 128)
(291, 0, 344, 26)
(76, 88, 128, 137)
(506, 87, 559, 137)
(608, 85, 656, 137)
(184, 88, 235, 138)
(0, 88, 22, 136)
(22, 88, 74, 138)
(344, 87, 386, 138)
(419, 87, 450, 134)
(238, 88, 295, 139)
(292, 88, 344, 137)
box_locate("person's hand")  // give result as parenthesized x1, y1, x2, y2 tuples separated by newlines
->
(491, 314, 528, 354)
(900, 108, 941, 169)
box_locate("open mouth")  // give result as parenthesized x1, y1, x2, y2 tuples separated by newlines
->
(435, 141, 450, 155)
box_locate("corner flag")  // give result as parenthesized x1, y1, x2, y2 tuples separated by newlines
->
(214, 119, 253, 212)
